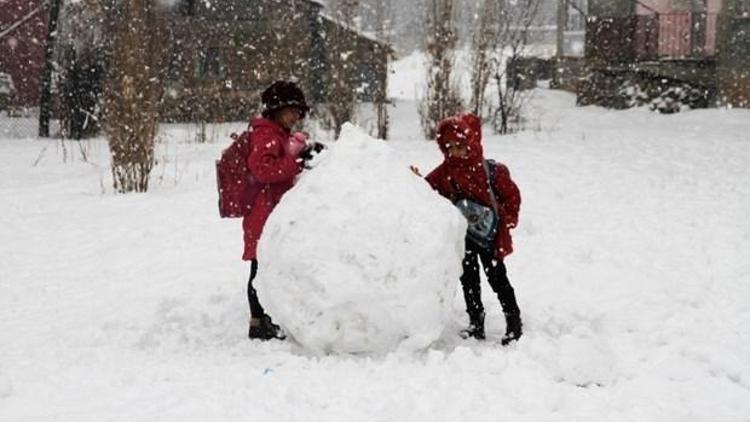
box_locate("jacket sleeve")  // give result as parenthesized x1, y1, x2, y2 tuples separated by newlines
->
(425, 165, 454, 201)
(247, 127, 301, 184)
(494, 163, 521, 228)
(425, 167, 441, 191)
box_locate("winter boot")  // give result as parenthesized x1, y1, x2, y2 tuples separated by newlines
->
(500, 312, 522, 346)
(248, 315, 286, 341)
(460, 312, 486, 340)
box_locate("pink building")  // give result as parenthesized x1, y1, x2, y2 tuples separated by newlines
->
(636, 0, 723, 13)
(635, 0, 723, 57)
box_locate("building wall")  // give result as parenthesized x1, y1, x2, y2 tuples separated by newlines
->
(635, 0, 724, 14)
(161, 0, 388, 122)
(161, 0, 323, 121)
(0, 0, 48, 107)
(588, 0, 726, 59)
(319, 17, 389, 102)
(634, 0, 723, 55)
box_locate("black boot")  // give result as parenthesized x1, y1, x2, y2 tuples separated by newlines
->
(248, 315, 286, 341)
(500, 312, 522, 346)
(460, 312, 486, 340)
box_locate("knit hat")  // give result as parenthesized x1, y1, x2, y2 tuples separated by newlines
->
(261, 81, 310, 119)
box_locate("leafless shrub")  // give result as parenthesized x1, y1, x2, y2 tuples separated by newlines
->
(419, 0, 463, 140)
(469, 0, 499, 116)
(492, 0, 542, 134)
(102, 0, 165, 193)
(322, 0, 360, 139)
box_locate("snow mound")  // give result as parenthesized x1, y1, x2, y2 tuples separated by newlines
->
(256, 123, 467, 355)
(0, 368, 12, 399)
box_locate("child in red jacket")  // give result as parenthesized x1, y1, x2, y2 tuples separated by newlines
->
(415, 113, 523, 345)
(243, 81, 322, 340)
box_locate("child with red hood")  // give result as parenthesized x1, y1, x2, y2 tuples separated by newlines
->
(415, 113, 523, 344)
(243, 81, 323, 341)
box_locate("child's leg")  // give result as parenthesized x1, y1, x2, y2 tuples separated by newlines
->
(247, 260, 286, 340)
(460, 241, 485, 325)
(247, 259, 266, 319)
(477, 253, 520, 317)
(478, 252, 522, 343)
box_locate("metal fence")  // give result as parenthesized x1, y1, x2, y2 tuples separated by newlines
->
(0, 108, 44, 139)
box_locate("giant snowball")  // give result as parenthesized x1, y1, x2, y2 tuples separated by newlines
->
(256, 124, 467, 355)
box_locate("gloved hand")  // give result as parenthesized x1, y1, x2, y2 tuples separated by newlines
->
(300, 141, 326, 162)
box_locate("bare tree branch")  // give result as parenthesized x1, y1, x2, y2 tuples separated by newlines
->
(492, 0, 542, 134)
(419, 0, 463, 139)
(321, 0, 361, 138)
(469, 0, 499, 116)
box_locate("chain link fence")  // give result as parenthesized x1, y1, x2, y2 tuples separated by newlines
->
(0, 110, 64, 139)
(0, 107, 46, 139)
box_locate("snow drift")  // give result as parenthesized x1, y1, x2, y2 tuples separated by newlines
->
(256, 123, 467, 355)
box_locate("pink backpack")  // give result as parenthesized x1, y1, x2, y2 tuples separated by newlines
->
(216, 131, 265, 218)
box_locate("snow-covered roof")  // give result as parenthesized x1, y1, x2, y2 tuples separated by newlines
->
(319, 12, 388, 47)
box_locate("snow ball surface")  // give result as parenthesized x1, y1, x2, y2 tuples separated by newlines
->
(256, 123, 467, 355)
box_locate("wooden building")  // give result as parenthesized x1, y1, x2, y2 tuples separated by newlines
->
(161, 0, 390, 122)
(3, 0, 390, 124)
(581, 0, 750, 108)
(0, 0, 48, 108)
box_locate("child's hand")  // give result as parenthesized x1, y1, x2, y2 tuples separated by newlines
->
(409, 165, 423, 177)
(292, 132, 309, 143)
(286, 132, 308, 157)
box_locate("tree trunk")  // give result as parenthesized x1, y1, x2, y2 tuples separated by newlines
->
(38, 0, 62, 138)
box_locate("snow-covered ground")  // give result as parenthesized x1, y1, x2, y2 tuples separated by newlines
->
(2, 85, 750, 420)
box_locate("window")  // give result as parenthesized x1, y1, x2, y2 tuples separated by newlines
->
(179, 0, 197, 16)
(196, 48, 224, 79)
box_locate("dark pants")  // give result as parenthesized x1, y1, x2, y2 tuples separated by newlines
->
(460, 240, 521, 322)
(247, 259, 266, 319)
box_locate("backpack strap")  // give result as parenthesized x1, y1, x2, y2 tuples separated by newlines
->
(482, 159, 500, 216)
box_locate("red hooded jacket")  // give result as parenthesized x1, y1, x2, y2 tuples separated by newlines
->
(242, 118, 302, 260)
(425, 114, 521, 258)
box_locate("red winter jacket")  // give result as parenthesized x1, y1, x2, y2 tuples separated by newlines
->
(425, 114, 521, 259)
(242, 118, 302, 260)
